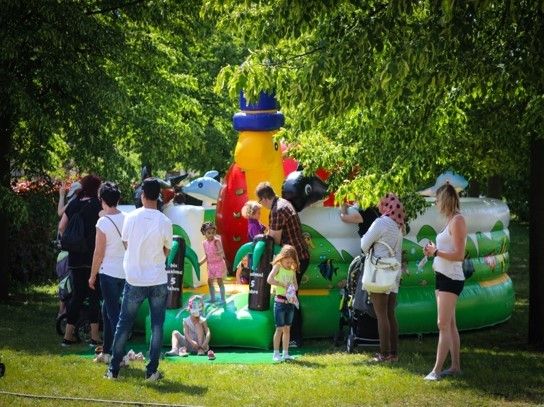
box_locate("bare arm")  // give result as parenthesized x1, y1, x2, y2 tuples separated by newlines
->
(57, 183, 66, 217)
(89, 228, 106, 289)
(58, 213, 69, 236)
(340, 203, 364, 224)
(340, 211, 363, 224)
(424, 215, 467, 261)
(267, 264, 285, 287)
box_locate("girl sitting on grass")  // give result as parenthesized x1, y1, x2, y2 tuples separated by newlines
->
(166, 295, 215, 360)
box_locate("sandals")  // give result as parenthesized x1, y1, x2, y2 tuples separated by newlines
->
(369, 353, 388, 363)
(207, 350, 216, 360)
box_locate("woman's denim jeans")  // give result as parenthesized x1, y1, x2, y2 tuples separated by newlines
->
(108, 282, 167, 377)
(99, 274, 125, 355)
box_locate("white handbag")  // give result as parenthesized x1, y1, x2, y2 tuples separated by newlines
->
(362, 240, 401, 293)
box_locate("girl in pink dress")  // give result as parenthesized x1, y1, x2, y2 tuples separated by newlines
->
(199, 222, 227, 304)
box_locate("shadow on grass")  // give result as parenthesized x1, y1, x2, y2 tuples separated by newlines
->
(119, 368, 208, 395)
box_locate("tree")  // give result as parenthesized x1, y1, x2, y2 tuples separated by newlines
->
(204, 0, 543, 346)
(0, 0, 244, 296)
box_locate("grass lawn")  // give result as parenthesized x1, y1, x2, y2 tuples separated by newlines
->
(1, 222, 543, 406)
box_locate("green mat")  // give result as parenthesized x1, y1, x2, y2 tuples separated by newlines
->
(75, 342, 308, 365)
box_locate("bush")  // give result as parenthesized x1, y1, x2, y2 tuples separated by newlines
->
(8, 179, 59, 289)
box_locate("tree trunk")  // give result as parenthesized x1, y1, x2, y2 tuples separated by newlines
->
(529, 137, 544, 349)
(487, 175, 503, 199)
(0, 102, 13, 301)
(467, 179, 480, 197)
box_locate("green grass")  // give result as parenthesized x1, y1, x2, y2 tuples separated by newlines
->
(1, 222, 543, 406)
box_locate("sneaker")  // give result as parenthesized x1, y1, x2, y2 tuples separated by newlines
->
(283, 354, 295, 361)
(89, 339, 103, 347)
(119, 355, 130, 367)
(272, 353, 283, 362)
(288, 340, 300, 348)
(104, 370, 118, 380)
(93, 353, 111, 364)
(145, 371, 163, 382)
(165, 349, 179, 357)
(178, 347, 189, 357)
(61, 338, 79, 347)
(424, 371, 441, 381)
(207, 350, 216, 360)
(370, 353, 387, 363)
(440, 368, 462, 378)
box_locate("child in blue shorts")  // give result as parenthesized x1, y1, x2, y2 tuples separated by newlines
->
(267, 245, 299, 362)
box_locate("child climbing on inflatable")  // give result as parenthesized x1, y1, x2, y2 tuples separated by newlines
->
(235, 255, 251, 285)
(199, 221, 227, 304)
(241, 200, 267, 241)
(267, 245, 299, 362)
(166, 295, 215, 360)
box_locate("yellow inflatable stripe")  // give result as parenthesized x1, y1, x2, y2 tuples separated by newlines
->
(298, 289, 331, 296)
(185, 285, 332, 296)
(479, 274, 510, 287)
(243, 110, 278, 114)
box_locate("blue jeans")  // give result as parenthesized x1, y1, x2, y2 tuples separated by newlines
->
(274, 300, 294, 327)
(108, 282, 167, 377)
(99, 274, 125, 355)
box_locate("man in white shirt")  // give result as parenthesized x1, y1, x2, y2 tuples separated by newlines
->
(106, 178, 172, 381)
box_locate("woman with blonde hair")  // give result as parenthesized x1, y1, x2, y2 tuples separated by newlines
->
(423, 183, 467, 380)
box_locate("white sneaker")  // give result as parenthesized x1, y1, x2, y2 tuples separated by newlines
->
(424, 371, 441, 381)
(120, 355, 130, 367)
(272, 353, 283, 362)
(283, 354, 295, 361)
(93, 353, 111, 364)
(145, 371, 163, 382)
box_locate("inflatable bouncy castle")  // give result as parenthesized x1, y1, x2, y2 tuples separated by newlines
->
(131, 93, 514, 349)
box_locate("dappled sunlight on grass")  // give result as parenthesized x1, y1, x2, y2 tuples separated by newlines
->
(0, 223, 542, 405)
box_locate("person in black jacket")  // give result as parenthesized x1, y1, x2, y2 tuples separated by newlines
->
(58, 174, 102, 346)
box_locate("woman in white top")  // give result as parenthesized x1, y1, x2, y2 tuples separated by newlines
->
(361, 193, 405, 362)
(423, 183, 467, 380)
(89, 182, 126, 363)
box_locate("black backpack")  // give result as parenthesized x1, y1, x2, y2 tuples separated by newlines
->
(60, 203, 89, 253)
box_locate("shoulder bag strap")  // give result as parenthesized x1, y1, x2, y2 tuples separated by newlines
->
(104, 215, 122, 238)
(375, 240, 395, 257)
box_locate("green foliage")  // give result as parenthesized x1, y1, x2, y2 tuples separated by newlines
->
(208, 0, 542, 218)
(8, 180, 59, 287)
(1, 0, 243, 184)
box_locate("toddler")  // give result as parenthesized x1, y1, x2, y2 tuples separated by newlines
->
(241, 200, 267, 241)
(166, 295, 215, 360)
(267, 245, 299, 362)
(199, 221, 227, 304)
(235, 255, 251, 284)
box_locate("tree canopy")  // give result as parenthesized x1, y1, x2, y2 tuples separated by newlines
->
(206, 0, 542, 218)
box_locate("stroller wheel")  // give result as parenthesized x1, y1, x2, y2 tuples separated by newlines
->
(333, 331, 344, 347)
(347, 333, 355, 353)
(75, 318, 92, 343)
(56, 313, 68, 336)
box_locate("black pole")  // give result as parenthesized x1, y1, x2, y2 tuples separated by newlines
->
(166, 236, 185, 309)
(248, 236, 275, 311)
(529, 137, 544, 349)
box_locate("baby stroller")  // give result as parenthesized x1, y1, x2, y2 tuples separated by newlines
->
(336, 254, 379, 353)
(55, 252, 101, 342)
